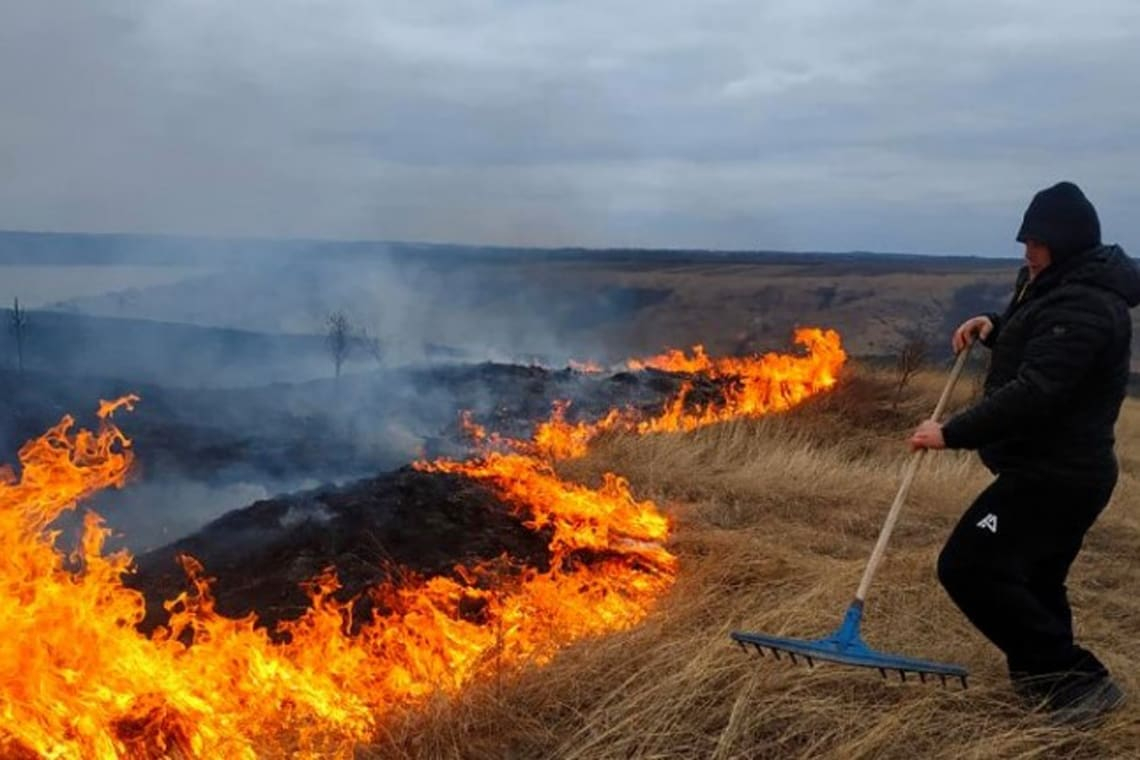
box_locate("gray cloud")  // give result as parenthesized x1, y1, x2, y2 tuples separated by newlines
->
(1, 0, 1138, 253)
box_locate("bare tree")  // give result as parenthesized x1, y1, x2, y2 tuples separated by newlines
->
(893, 333, 929, 408)
(326, 311, 352, 378)
(10, 297, 27, 373)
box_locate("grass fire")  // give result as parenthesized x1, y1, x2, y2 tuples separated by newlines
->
(0, 329, 846, 758)
(5, 4, 1139, 755)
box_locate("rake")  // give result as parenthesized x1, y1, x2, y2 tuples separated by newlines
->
(731, 342, 974, 687)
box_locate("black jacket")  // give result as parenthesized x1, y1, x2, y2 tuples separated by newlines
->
(942, 244, 1140, 483)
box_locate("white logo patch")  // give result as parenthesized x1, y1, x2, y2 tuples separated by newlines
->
(976, 513, 999, 534)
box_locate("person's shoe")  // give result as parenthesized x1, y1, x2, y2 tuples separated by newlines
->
(1010, 671, 1060, 709)
(1047, 677, 1126, 728)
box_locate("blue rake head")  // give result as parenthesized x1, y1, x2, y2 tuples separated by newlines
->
(731, 601, 969, 688)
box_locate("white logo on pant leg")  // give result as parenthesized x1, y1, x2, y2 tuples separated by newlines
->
(976, 513, 998, 533)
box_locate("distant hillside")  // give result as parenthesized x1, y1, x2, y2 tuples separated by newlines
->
(0, 229, 1028, 366)
(0, 310, 330, 387)
(14, 229, 1139, 371)
(0, 229, 1015, 269)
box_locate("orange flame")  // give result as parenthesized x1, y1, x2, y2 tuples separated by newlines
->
(635, 327, 846, 434)
(0, 398, 377, 758)
(531, 401, 626, 460)
(0, 405, 674, 757)
(527, 328, 847, 457)
(0, 328, 845, 757)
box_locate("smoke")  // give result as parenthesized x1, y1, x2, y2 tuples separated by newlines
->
(7, 233, 658, 377)
(41, 475, 330, 555)
(1, 231, 683, 550)
(96, 478, 310, 554)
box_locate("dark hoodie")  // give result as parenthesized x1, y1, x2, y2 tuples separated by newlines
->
(942, 188, 1140, 482)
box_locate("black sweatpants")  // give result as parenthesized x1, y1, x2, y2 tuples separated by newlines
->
(937, 472, 1115, 685)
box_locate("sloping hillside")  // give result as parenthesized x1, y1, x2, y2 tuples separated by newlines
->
(361, 363, 1140, 759)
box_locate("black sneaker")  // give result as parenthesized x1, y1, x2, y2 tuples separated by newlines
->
(1047, 677, 1126, 728)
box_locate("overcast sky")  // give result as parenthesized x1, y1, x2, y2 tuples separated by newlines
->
(1, 1, 1138, 255)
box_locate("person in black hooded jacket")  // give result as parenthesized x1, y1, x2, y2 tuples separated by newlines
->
(909, 181, 1140, 724)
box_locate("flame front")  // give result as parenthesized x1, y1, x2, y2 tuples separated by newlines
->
(635, 327, 846, 433)
(537, 328, 847, 450)
(0, 398, 375, 758)
(0, 329, 845, 757)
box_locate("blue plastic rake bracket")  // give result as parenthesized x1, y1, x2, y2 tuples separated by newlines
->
(731, 600, 969, 688)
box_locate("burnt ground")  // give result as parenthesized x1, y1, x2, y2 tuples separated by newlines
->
(126, 467, 554, 636)
(101, 365, 725, 635)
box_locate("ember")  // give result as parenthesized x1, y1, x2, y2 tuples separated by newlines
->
(0, 329, 845, 758)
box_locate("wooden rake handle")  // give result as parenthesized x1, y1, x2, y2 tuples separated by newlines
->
(854, 341, 974, 603)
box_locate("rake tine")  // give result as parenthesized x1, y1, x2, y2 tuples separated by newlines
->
(736, 640, 748, 654)
(731, 617, 968, 686)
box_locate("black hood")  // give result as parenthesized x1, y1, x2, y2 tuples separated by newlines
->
(1061, 244, 1140, 308)
(1016, 181, 1101, 263)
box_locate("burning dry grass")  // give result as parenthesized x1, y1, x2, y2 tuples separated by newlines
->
(2, 330, 846, 757)
(7, 334, 1139, 758)
(366, 364, 1140, 759)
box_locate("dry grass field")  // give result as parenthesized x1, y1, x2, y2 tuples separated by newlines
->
(363, 362, 1140, 759)
(502, 256, 1016, 361)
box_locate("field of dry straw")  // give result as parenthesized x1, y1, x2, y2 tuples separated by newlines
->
(365, 361, 1140, 759)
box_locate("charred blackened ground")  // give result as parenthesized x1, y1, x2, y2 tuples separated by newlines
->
(126, 468, 554, 636)
(117, 362, 730, 636)
(418, 363, 724, 456)
(121, 362, 892, 644)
